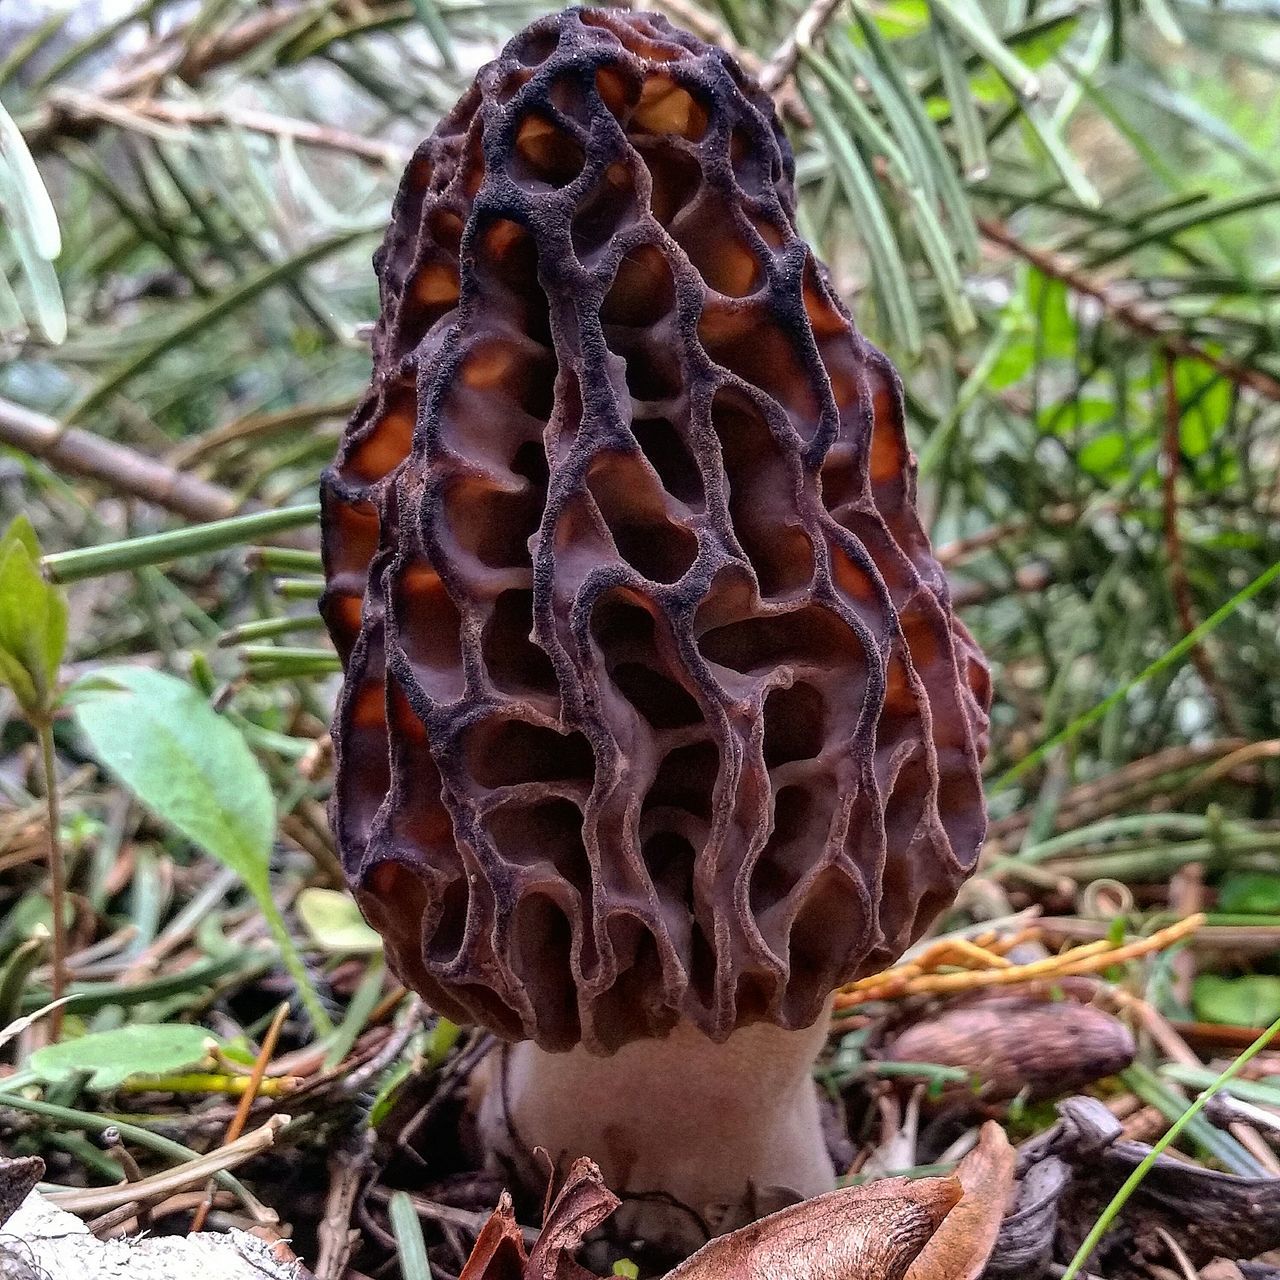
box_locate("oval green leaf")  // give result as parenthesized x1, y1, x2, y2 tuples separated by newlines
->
(69, 666, 274, 893)
(29, 1024, 215, 1091)
(1193, 974, 1280, 1029)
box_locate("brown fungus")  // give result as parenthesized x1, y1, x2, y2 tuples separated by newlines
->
(321, 5, 990, 1252)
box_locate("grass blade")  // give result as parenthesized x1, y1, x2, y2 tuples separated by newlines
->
(390, 1191, 434, 1280)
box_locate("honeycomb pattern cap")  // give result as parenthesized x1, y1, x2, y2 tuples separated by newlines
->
(321, 6, 991, 1054)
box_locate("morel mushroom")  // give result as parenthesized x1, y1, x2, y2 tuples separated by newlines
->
(321, 5, 990, 1252)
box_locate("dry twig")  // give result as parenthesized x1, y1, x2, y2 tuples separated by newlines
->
(0, 397, 241, 521)
(44, 1115, 288, 1215)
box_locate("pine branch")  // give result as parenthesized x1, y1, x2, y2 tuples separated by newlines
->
(20, 2, 402, 154)
(979, 219, 1280, 404)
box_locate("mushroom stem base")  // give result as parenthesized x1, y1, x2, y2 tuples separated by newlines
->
(472, 1003, 836, 1255)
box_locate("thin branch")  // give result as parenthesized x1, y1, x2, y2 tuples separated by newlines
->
(110, 8, 311, 97)
(758, 0, 845, 92)
(0, 397, 242, 521)
(44, 1115, 288, 1215)
(45, 90, 407, 168)
(980, 219, 1280, 404)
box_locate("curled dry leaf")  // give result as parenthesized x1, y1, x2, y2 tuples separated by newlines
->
(981, 1156, 1069, 1280)
(903, 1122, 1015, 1280)
(459, 1192, 528, 1280)
(663, 1177, 962, 1280)
(460, 1158, 618, 1280)
(526, 1158, 620, 1280)
(879, 988, 1135, 1102)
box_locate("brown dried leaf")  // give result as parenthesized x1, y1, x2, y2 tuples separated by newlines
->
(526, 1159, 619, 1280)
(903, 1122, 1015, 1280)
(458, 1163, 966, 1280)
(459, 1160, 618, 1280)
(459, 1192, 528, 1280)
(662, 1176, 962, 1280)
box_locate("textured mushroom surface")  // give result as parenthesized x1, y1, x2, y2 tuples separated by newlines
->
(321, 6, 991, 1054)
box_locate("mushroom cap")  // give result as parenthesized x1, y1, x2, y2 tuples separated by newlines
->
(321, 7, 991, 1054)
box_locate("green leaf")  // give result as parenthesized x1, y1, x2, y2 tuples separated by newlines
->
(986, 333, 1033, 389)
(69, 666, 335, 1036)
(1217, 873, 1280, 915)
(1193, 975, 1280, 1029)
(1026, 268, 1076, 358)
(296, 888, 383, 955)
(1173, 361, 1230, 458)
(28, 1024, 215, 1091)
(1078, 432, 1126, 476)
(0, 516, 67, 717)
(871, 0, 929, 38)
(69, 667, 274, 894)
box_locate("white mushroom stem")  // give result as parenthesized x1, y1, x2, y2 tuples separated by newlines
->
(473, 999, 836, 1254)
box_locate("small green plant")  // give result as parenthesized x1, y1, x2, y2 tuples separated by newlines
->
(0, 516, 69, 1035)
(67, 666, 334, 1034)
